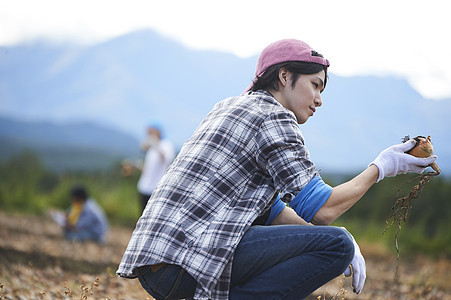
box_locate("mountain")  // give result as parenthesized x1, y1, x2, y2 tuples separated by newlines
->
(0, 30, 256, 144)
(0, 117, 140, 171)
(0, 29, 450, 175)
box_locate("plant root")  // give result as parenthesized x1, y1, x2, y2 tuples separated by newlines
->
(383, 171, 440, 282)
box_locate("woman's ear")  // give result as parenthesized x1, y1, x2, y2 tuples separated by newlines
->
(278, 68, 290, 87)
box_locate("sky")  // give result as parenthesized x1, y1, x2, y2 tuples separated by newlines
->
(1, 0, 450, 100)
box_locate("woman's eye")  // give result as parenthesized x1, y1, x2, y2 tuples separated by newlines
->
(312, 82, 319, 88)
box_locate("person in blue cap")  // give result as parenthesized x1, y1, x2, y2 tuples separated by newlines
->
(137, 123, 175, 213)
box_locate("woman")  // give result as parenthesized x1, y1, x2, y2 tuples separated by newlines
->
(117, 39, 436, 299)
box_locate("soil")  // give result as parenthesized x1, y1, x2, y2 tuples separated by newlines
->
(0, 211, 449, 299)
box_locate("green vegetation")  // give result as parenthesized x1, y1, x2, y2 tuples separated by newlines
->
(328, 173, 451, 257)
(1, 150, 450, 256)
(0, 150, 142, 227)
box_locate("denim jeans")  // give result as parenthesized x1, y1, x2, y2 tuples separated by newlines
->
(136, 225, 354, 300)
(136, 264, 197, 300)
(230, 225, 354, 299)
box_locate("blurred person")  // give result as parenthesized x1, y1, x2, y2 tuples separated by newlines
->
(137, 124, 175, 213)
(117, 39, 437, 299)
(63, 185, 109, 243)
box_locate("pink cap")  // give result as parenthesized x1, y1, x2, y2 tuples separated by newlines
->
(245, 39, 330, 92)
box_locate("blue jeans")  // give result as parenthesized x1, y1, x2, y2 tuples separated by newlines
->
(136, 225, 354, 300)
(136, 264, 197, 299)
(230, 225, 354, 299)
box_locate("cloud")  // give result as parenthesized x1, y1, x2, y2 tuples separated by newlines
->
(1, 0, 450, 99)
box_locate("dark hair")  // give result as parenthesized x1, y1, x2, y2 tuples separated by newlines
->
(250, 61, 328, 92)
(70, 185, 88, 200)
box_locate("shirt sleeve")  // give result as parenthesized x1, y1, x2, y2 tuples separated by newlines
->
(255, 111, 318, 198)
(288, 175, 332, 222)
(265, 196, 286, 225)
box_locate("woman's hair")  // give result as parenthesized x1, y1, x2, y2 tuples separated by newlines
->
(250, 61, 328, 92)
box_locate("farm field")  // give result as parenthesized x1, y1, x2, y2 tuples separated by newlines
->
(0, 211, 449, 300)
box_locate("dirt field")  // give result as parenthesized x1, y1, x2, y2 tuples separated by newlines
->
(0, 211, 449, 299)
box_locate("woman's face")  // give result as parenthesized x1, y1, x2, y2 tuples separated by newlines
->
(277, 70, 326, 124)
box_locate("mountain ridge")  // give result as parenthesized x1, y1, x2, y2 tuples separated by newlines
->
(1, 29, 449, 174)
(0, 117, 141, 171)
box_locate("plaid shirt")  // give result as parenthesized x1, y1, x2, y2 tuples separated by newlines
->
(117, 90, 318, 299)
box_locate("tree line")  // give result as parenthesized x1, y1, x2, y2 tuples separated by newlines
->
(1, 150, 449, 257)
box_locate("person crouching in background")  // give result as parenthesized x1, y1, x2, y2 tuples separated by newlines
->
(64, 185, 109, 243)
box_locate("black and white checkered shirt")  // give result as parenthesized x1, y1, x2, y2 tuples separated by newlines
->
(117, 90, 318, 299)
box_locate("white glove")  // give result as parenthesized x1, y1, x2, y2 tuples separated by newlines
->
(344, 233, 366, 294)
(370, 139, 437, 182)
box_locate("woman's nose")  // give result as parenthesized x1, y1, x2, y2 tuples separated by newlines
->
(314, 94, 322, 107)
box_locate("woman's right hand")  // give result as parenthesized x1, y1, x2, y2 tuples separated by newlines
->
(370, 140, 437, 182)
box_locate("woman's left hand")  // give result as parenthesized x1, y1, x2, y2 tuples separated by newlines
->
(344, 234, 366, 294)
